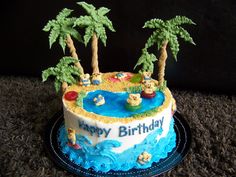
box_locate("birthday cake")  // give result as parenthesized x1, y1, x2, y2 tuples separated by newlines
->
(42, 1, 195, 173)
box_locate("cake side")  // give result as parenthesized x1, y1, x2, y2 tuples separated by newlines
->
(63, 88, 173, 153)
(59, 72, 177, 172)
(58, 117, 176, 172)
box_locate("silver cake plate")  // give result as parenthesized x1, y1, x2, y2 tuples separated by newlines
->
(44, 110, 191, 177)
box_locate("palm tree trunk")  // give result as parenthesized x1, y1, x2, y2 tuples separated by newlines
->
(66, 35, 84, 75)
(62, 81, 68, 93)
(158, 41, 168, 86)
(91, 33, 99, 74)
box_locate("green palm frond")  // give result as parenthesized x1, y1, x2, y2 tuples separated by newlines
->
(84, 26, 94, 46)
(66, 28, 82, 42)
(42, 67, 56, 82)
(56, 56, 78, 67)
(95, 26, 107, 46)
(143, 16, 195, 60)
(59, 35, 67, 53)
(168, 34, 179, 60)
(43, 8, 83, 52)
(43, 20, 56, 32)
(64, 17, 77, 26)
(175, 26, 195, 45)
(49, 26, 60, 48)
(75, 1, 115, 46)
(42, 56, 81, 92)
(145, 30, 165, 50)
(56, 8, 73, 21)
(134, 49, 157, 73)
(101, 16, 115, 32)
(143, 19, 164, 29)
(77, 1, 96, 15)
(74, 16, 93, 27)
(167, 16, 196, 26)
(97, 7, 110, 16)
(54, 78, 61, 93)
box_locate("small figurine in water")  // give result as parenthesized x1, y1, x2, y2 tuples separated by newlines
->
(143, 81, 155, 94)
(93, 94, 105, 106)
(142, 71, 152, 83)
(91, 73, 102, 85)
(114, 72, 127, 81)
(80, 73, 91, 87)
(141, 81, 156, 98)
(127, 93, 142, 107)
(138, 151, 152, 165)
(67, 128, 81, 149)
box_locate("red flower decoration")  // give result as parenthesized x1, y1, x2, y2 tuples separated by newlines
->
(64, 91, 78, 101)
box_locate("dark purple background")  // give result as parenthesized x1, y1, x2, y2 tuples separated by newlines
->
(1, 0, 236, 93)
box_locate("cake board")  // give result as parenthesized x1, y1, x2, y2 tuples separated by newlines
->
(44, 110, 191, 177)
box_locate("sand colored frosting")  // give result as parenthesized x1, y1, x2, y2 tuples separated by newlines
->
(63, 72, 172, 124)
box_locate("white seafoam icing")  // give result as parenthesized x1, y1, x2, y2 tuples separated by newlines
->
(63, 98, 173, 153)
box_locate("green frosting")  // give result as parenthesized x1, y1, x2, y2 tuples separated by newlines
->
(74, 1, 115, 47)
(143, 16, 196, 61)
(134, 49, 157, 73)
(76, 91, 87, 107)
(42, 57, 80, 92)
(125, 85, 143, 93)
(42, 8, 83, 53)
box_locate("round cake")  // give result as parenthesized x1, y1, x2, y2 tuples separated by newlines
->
(58, 72, 176, 172)
(41, 2, 195, 173)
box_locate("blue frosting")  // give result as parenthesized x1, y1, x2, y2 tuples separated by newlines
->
(58, 118, 176, 172)
(83, 90, 165, 118)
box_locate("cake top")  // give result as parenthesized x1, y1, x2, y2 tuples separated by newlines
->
(42, 2, 195, 120)
(63, 72, 173, 123)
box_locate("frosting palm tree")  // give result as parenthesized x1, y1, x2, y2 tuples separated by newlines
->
(134, 48, 157, 73)
(42, 57, 81, 92)
(43, 8, 85, 74)
(143, 16, 195, 86)
(74, 2, 115, 74)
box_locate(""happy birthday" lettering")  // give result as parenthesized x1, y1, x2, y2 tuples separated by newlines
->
(119, 117, 164, 137)
(77, 117, 164, 138)
(78, 121, 111, 138)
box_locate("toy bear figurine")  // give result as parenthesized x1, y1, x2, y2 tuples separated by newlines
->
(126, 93, 142, 111)
(79, 73, 91, 87)
(67, 128, 81, 149)
(91, 73, 102, 85)
(127, 93, 142, 107)
(138, 151, 152, 165)
(142, 71, 152, 83)
(143, 81, 155, 94)
(141, 81, 156, 98)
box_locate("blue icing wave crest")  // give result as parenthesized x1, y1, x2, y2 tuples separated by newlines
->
(58, 118, 176, 172)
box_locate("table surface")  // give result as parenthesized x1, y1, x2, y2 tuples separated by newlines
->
(0, 76, 235, 177)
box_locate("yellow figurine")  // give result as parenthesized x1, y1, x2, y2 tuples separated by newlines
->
(67, 128, 81, 149)
(127, 93, 142, 107)
(79, 73, 91, 87)
(138, 151, 152, 164)
(141, 81, 156, 98)
(142, 71, 152, 83)
(143, 81, 155, 94)
(91, 73, 102, 85)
